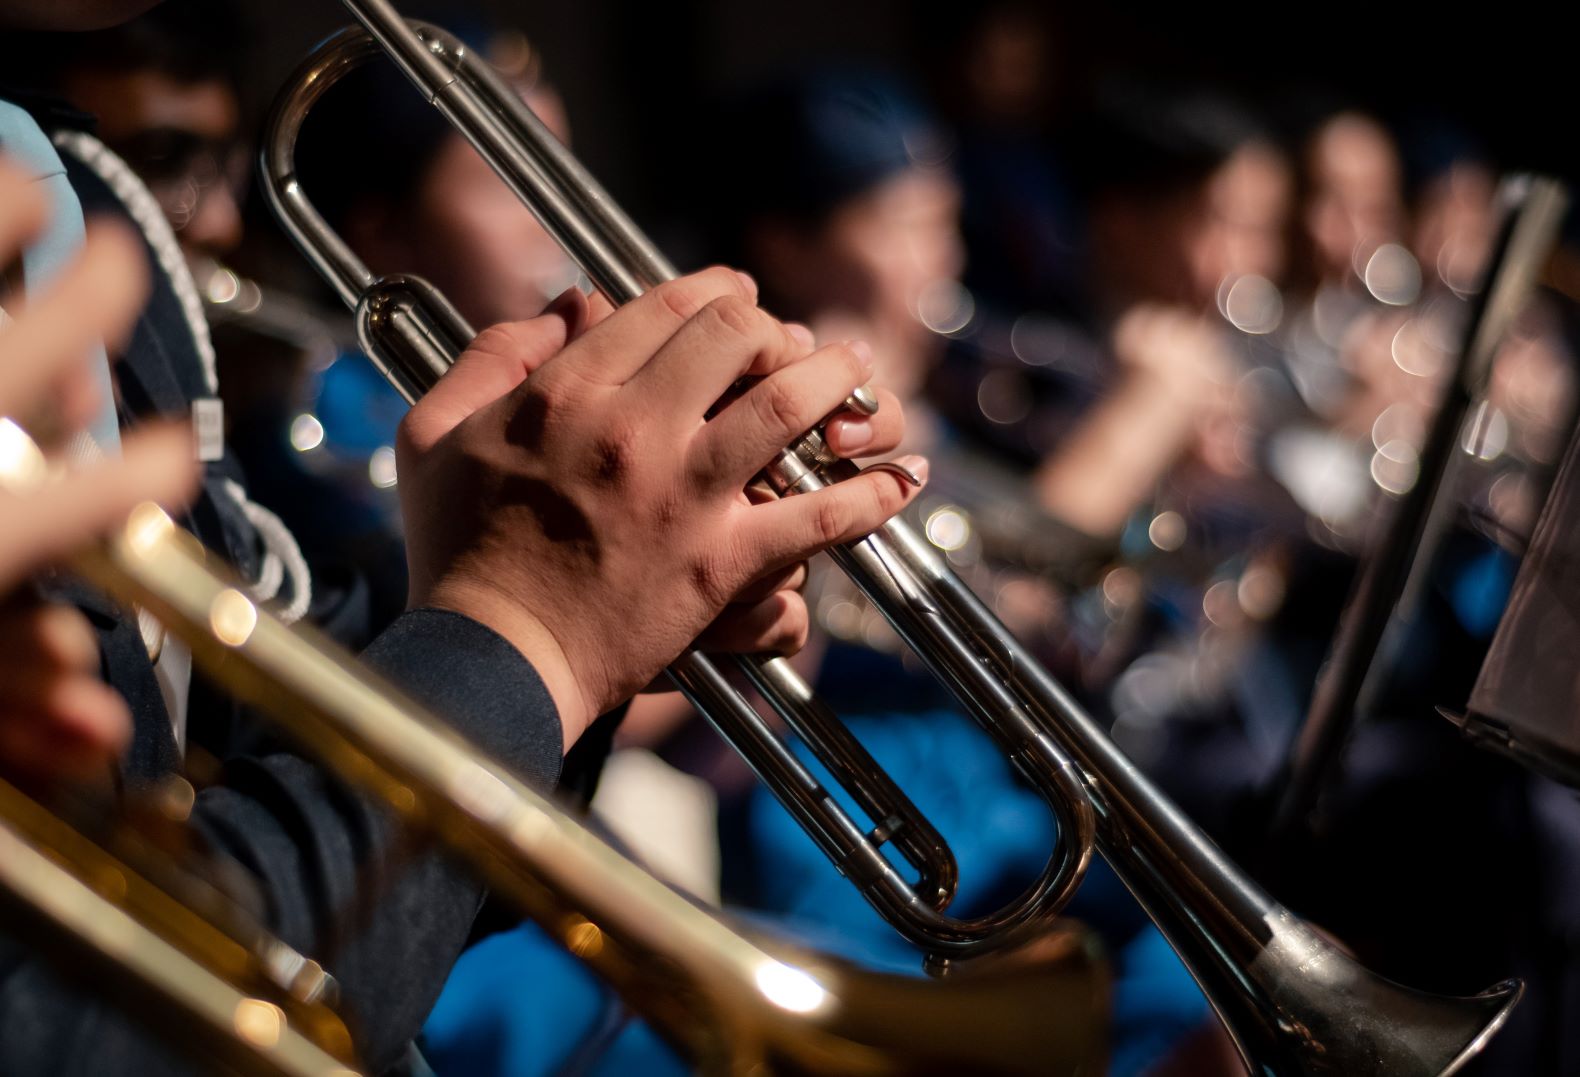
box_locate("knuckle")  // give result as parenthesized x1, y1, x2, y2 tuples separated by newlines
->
(702, 294, 759, 340)
(585, 422, 640, 484)
(754, 376, 806, 439)
(395, 409, 426, 456)
(785, 615, 810, 655)
(653, 278, 707, 322)
(468, 323, 518, 360)
(687, 552, 731, 608)
(813, 496, 850, 546)
(835, 343, 866, 387)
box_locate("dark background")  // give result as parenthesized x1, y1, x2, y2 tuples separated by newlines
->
(232, 0, 1577, 259)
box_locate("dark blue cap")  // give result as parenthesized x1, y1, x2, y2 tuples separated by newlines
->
(721, 69, 950, 225)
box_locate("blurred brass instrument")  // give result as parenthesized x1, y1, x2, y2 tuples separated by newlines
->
(259, 3, 1524, 1072)
(0, 418, 1106, 1075)
(0, 775, 358, 1077)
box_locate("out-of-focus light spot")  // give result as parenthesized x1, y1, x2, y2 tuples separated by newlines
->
(1363, 243, 1422, 306)
(925, 505, 971, 551)
(204, 267, 242, 305)
(448, 764, 514, 825)
(862, 614, 899, 652)
(1390, 320, 1443, 379)
(488, 28, 535, 78)
(210, 588, 258, 647)
(289, 413, 325, 452)
(235, 279, 265, 315)
(1102, 566, 1141, 616)
(1461, 401, 1509, 461)
(233, 999, 283, 1047)
(755, 961, 828, 1014)
(1488, 472, 1533, 532)
(95, 866, 128, 903)
(1009, 314, 1061, 366)
(156, 776, 197, 823)
(1370, 438, 1419, 494)
(1217, 274, 1284, 335)
(0, 418, 47, 489)
(1237, 565, 1286, 620)
(538, 258, 583, 301)
(1202, 579, 1238, 626)
(564, 917, 605, 959)
(1148, 510, 1187, 552)
(125, 502, 175, 555)
(916, 279, 975, 335)
(976, 370, 1032, 425)
(818, 596, 862, 640)
(1371, 403, 1422, 451)
(369, 445, 398, 488)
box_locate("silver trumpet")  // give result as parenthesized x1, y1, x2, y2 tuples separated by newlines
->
(261, 4, 1522, 1071)
(0, 419, 1107, 1076)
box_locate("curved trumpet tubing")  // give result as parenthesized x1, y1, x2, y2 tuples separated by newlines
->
(259, 5, 1523, 1073)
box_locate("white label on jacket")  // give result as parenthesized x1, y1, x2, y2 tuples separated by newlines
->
(193, 397, 224, 462)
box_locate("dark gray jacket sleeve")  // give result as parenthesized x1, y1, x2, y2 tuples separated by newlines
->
(0, 607, 563, 1076)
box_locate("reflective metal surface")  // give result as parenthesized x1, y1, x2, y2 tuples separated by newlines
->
(0, 770, 358, 1077)
(66, 484, 1110, 1077)
(1274, 177, 1570, 834)
(259, 5, 1524, 1072)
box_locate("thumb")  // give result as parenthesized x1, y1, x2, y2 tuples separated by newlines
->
(399, 304, 574, 453)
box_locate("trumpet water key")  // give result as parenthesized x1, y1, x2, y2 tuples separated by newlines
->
(262, 4, 1523, 1071)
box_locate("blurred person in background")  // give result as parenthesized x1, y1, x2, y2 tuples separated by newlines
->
(0, 158, 199, 790)
(289, 36, 699, 1077)
(920, 1, 1086, 316)
(1133, 104, 1580, 1075)
(3, 1, 925, 1071)
(688, 70, 1238, 1077)
(0, 0, 414, 638)
(289, 54, 1230, 1076)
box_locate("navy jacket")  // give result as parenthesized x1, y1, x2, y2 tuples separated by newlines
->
(0, 96, 567, 1075)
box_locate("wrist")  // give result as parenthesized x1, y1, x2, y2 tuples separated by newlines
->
(420, 574, 595, 745)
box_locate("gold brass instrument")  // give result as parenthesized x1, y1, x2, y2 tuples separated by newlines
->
(0, 780, 359, 1077)
(260, 4, 1523, 1072)
(0, 419, 1107, 1075)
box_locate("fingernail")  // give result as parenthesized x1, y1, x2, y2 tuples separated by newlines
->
(828, 416, 873, 454)
(786, 322, 816, 348)
(734, 270, 758, 298)
(848, 338, 875, 374)
(897, 454, 929, 485)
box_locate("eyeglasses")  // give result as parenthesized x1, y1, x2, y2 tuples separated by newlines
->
(112, 128, 249, 232)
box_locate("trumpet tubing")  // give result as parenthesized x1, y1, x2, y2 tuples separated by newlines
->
(259, 3, 1524, 1072)
(0, 409, 1105, 1074)
(0, 781, 360, 1077)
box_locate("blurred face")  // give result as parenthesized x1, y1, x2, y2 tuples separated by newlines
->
(964, 10, 1047, 123)
(1413, 162, 1496, 293)
(1191, 143, 1292, 291)
(1098, 144, 1292, 311)
(399, 91, 578, 327)
(63, 68, 244, 257)
(819, 168, 965, 332)
(764, 167, 964, 341)
(1304, 114, 1404, 280)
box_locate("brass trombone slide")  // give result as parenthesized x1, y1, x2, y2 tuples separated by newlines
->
(261, 5, 1522, 1073)
(0, 419, 1107, 1076)
(0, 777, 359, 1077)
